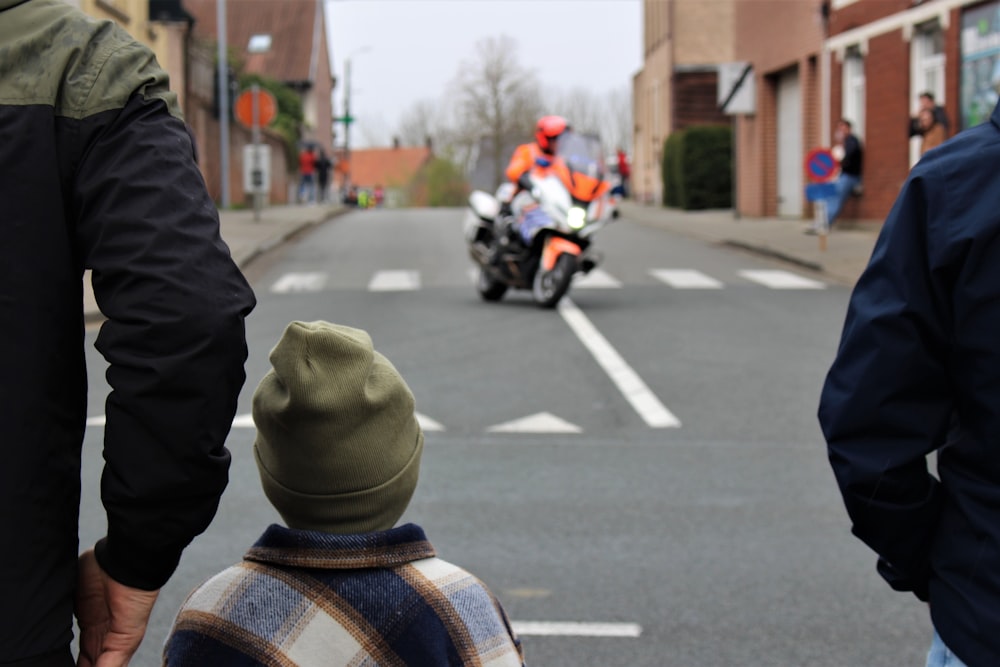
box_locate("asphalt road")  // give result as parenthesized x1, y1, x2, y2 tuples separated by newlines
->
(79, 206, 930, 666)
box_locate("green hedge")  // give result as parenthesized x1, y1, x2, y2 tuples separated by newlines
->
(661, 125, 732, 210)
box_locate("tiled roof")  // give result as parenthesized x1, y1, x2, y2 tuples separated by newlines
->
(340, 146, 434, 189)
(185, 0, 320, 83)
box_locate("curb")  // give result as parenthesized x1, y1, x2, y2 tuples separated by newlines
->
(720, 239, 825, 274)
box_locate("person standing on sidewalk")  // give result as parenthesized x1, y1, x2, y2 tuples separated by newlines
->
(816, 119, 863, 232)
(819, 98, 1000, 667)
(0, 1, 256, 665)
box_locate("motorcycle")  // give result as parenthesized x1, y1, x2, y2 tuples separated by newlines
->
(463, 131, 616, 308)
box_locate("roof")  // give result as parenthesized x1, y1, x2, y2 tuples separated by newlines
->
(185, 0, 322, 84)
(341, 146, 434, 189)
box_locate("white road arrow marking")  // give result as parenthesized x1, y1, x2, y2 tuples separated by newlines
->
(650, 268, 723, 289)
(739, 269, 825, 289)
(510, 621, 642, 638)
(368, 270, 420, 291)
(416, 412, 445, 432)
(486, 412, 582, 434)
(270, 272, 327, 293)
(558, 297, 681, 428)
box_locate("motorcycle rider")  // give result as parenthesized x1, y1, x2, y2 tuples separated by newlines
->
(496, 115, 570, 252)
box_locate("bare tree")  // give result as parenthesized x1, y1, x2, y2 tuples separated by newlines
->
(396, 99, 440, 148)
(604, 86, 634, 154)
(447, 35, 543, 189)
(547, 86, 634, 156)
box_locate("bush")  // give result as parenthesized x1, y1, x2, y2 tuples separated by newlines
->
(409, 157, 469, 207)
(661, 125, 732, 210)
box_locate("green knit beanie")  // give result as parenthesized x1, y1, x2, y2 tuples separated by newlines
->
(252, 321, 423, 534)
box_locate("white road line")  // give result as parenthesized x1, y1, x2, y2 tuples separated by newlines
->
(486, 412, 582, 434)
(86, 416, 106, 427)
(739, 269, 825, 289)
(649, 268, 723, 289)
(270, 272, 327, 293)
(573, 268, 622, 289)
(368, 270, 420, 291)
(557, 298, 681, 428)
(511, 621, 642, 638)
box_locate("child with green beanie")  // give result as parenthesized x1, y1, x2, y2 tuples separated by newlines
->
(163, 321, 524, 666)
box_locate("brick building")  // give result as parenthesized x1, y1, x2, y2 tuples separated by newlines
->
(731, 1, 827, 219)
(824, 0, 990, 224)
(632, 0, 735, 205)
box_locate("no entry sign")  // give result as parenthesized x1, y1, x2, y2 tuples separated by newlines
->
(234, 88, 277, 129)
(804, 148, 837, 183)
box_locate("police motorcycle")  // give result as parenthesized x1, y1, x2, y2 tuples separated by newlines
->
(463, 131, 615, 308)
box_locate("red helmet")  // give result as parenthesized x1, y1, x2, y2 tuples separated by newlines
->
(535, 115, 568, 154)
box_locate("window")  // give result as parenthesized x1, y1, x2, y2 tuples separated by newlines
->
(910, 22, 945, 165)
(248, 34, 272, 54)
(842, 49, 866, 140)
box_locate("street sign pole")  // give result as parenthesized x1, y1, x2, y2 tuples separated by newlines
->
(252, 83, 261, 221)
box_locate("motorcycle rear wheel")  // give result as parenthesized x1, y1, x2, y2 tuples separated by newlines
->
(477, 267, 508, 301)
(532, 253, 576, 308)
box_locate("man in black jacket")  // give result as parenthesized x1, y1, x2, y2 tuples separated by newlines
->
(820, 98, 1000, 666)
(824, 118, 863, 229)
(0, 1, 256, 665)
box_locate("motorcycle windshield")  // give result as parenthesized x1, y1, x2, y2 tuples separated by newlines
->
(555, 131, 611, 202)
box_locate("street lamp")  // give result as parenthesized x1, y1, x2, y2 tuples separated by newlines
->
(336, 46, 370, 198)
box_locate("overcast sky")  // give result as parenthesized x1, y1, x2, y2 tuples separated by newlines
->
(324, 0, 643, 148)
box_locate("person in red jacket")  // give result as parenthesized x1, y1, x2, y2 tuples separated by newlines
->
(616, 147, 631, 198)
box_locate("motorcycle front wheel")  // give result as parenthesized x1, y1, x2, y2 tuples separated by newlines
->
(532, 253, 576, 308)
(477, 267, 508, 302)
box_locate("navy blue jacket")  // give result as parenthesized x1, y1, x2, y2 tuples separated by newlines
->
(819, 100, 1000, 666)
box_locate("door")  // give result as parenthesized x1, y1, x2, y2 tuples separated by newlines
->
(776, 69, 803, 218)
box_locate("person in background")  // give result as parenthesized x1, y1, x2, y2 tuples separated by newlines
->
(808, 118, 863, 234)
(616, 147, 631, 199)
(0, 0, 256, 664)
(819, 97, 1000, 667)
(314, 148, 332, 203)
(918, 107, 947, 157)
(297, 144, 316, 203)
(910, 91, 950, 140)
(163, 321, 525, 666)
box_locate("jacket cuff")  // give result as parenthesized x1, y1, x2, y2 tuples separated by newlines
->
(877, 557, 929, 602)
(94, 535, 180, 591)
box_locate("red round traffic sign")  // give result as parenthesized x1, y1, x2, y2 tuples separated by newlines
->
(804, 147, 838, 183)
(234, 88, 277, 128)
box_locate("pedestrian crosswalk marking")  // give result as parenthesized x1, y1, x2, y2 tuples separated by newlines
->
(368, 270, 420, 291)
(273, 268, 829, 293)
(270, 272, 327, 293)
(739, 269, 825, 289)
(511, 621, 642, 638)
(573, 268, 622, 289)
(486, 412, 582, 434)
(649, 269, 723, 289)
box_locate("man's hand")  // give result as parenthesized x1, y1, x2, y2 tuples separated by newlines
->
(75, 549, 160, 667)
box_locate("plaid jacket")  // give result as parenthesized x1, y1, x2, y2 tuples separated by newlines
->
(163, 524, 525, 666)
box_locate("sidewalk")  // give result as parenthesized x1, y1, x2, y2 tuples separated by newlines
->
(618, 200, 881, 287)
(83, 202, 345, 323)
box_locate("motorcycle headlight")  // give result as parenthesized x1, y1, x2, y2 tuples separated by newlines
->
(567, 206, 587, 230)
